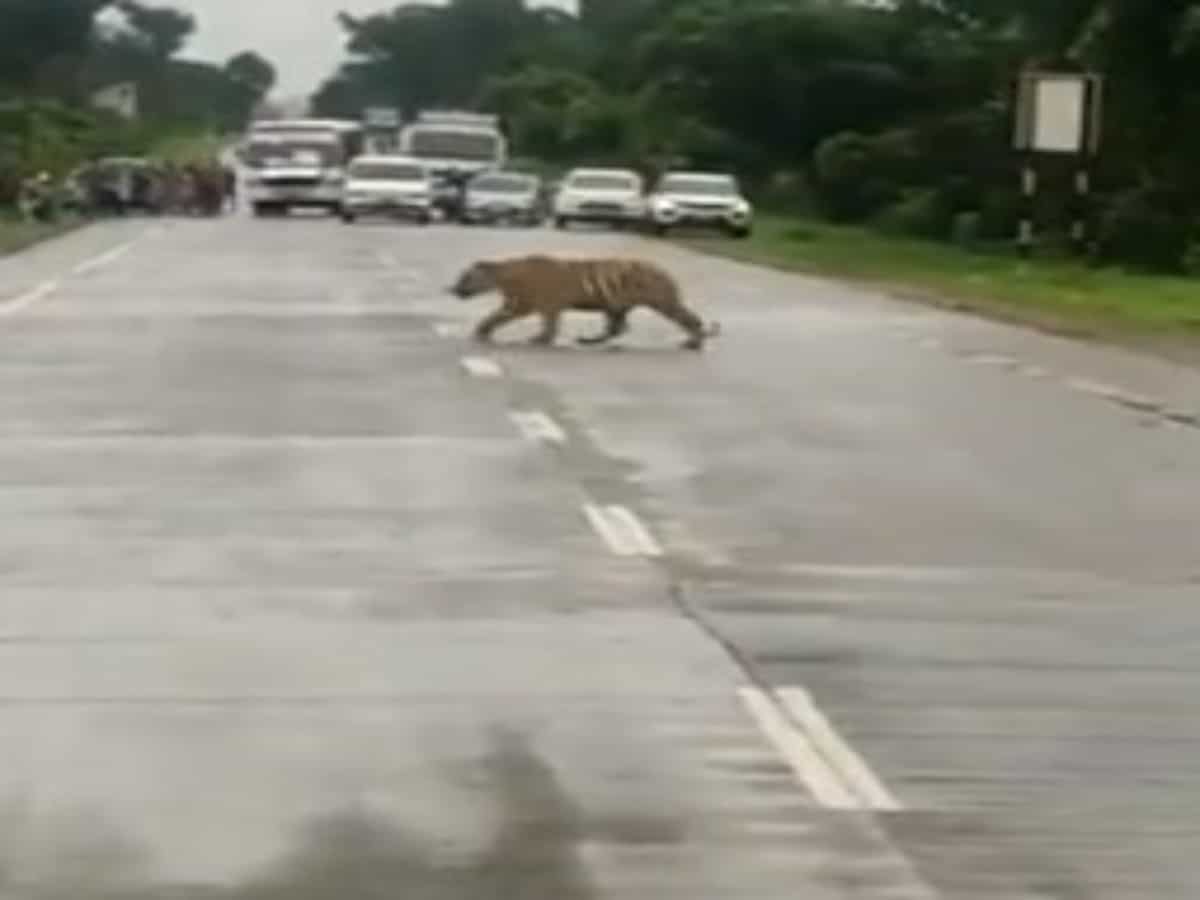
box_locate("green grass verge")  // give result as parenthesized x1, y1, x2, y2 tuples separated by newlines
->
(683, 215, 1200, 342)
(0, 217, 81, 257)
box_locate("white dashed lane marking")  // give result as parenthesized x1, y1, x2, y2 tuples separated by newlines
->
(510, 410, 567, 445)
(72, 240, 137, 276)
(1, 280, 59, 315)
(460, 356, 503, 378)
(739, 686, 902, 812)
(738, 686, 860, 810)
(583, 504, 663, 558)
(776, 686, 902, 812)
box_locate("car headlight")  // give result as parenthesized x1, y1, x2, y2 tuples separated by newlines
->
(323, 170, 345, 186)
(731, 200, 752, 217)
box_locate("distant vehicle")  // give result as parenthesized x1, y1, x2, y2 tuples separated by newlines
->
(460, 171, 543, 226)
(553, 168, 646, 230)
(339, 155, 434, 225)
(249, 119, 366, 161)
(242, 119, 365, 217)
(647, 171, 753, 238)
(399, 111, 508, 218)
(242, 132, 345, 216)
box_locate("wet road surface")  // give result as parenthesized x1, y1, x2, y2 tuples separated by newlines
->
(1, 214, 1198, 898)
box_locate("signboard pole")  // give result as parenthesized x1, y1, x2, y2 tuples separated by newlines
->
(1012, 69, 1103, 259)
(1018, 161, 1037, 259)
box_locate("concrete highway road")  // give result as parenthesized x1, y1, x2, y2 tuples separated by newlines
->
(1, 213, 1198, 898)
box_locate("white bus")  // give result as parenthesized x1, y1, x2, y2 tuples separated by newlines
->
(399, 111, 508, 216)
(242, 119, 366, 216)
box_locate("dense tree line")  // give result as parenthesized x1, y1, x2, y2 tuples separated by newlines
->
(0, 0, 276, 204)
(312, 0, 1200, 271)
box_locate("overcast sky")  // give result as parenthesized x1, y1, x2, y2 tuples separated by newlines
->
(179, 0, 574, 99)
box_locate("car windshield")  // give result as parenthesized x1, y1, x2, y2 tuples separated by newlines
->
(471, 174, 535, 193)
(350, 162, 425, 181)
(408, 129, 500, 162)
(569, 174, 639, 191)
(245, 139, 340, 168)
(658, 176, 739, 196)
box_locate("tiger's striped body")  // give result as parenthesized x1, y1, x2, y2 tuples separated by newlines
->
(450, 255, 718, 350)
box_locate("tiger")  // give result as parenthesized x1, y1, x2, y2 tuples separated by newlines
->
(449, 255, 720, 350)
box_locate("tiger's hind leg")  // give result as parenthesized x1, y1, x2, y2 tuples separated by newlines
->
(652, 301, 708, 351)
(577, 309, 630, 346)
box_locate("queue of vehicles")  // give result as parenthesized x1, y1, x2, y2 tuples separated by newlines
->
(237, 113, 753, 238)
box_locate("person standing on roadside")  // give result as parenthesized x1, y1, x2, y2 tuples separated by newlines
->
(223, 164, 237, 214)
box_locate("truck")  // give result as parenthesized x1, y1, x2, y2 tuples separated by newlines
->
(398, 111, 508, 218)
(241, 119, 365, 217)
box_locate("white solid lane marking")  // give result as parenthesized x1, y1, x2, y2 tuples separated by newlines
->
(460, 356, 503, 378)
(1, 280, 59, 316)
(377, 250, 398, 267)
(1021, 364, 1052, 379)
(777, 686, 902, 812)
(510, 410, 567, 445)
(963, 352, 1019, 368)
(737, 687, 858, 810)
(434, 322, 464, 339)
(582, 504, 663, 558)
(1065, 376, 1125, 400)
(1065, 377, 1161, 412)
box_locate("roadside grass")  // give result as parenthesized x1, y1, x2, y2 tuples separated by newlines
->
(0, 215, 80, 257)
(682, 215, 1200, 345)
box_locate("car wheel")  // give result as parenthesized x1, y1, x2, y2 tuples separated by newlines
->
(340, 211, 357, 224)
(654, 223, 671, 238)
(418, 212, 432, 226)
(554, 216, 569, 230)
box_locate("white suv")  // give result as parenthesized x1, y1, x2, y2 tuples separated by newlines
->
(340, 156, 433, 225)
(647, 172, 753, 238)
(553, 168, 645, 230)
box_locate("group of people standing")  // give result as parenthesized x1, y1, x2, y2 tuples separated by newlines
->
(75, 159, 237, 218)
(18, 158, 238, 223)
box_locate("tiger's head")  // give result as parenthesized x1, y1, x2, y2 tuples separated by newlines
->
(450, 260, 501, 301)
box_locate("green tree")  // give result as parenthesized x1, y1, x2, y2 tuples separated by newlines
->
(114, 0, 194, 60)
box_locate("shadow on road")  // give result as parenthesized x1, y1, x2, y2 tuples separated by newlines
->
(1, 726, 615, 900)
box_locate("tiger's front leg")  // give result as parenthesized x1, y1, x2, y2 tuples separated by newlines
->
(529, 309, 562, 346)
(474, 303, 528, 343)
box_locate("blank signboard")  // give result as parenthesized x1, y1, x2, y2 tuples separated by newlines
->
(1033, 76, 1086, 153)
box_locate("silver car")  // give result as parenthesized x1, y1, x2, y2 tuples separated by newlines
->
(460, 172, 544, 226)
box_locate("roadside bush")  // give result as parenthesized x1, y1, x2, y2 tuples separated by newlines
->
(1096, 188, 1191, 272)
(951, 211, 983, 250)
(872, 188, 952, 240)
(757, 169, 814, 214)
(977, 187, 1021, 241)
(812, 131, 902, 222)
